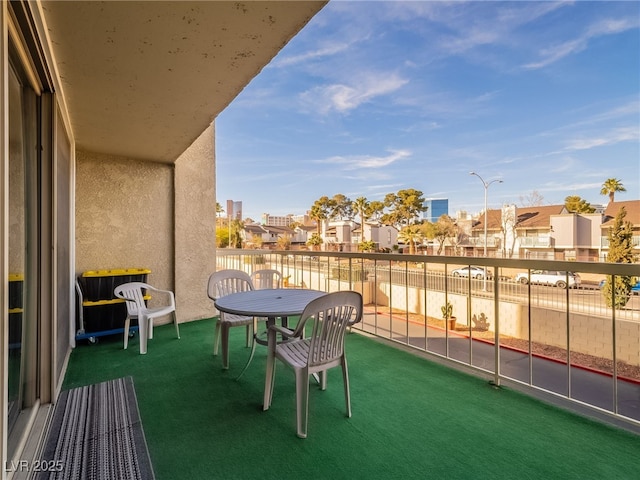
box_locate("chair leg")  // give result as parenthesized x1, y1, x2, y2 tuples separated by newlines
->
(123, 315, 131, 350)
(342, 356, 351, 418)
(263, 348, 276, 411)
(221, 323, 231, 369)
(148, 319, 154, 339)
(173, 311, 180, 339)
(295, 369, 310, 438)
(139, 316, 149, 355)
(319, 370, 327, 391)
(213, 321, 221, 356)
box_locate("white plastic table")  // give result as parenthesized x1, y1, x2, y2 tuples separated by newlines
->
(214, 288, 326, 378)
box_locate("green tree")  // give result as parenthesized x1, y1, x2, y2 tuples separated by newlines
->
(250, 234, 263, 249)
(600, 178, 626, 204)
(564, 195, 595, 213)
(228, 219, 244, 248)
(216, 202, 224, 216)
(330, 193, 353, 220)
(381, 188, 427, 229)
(276, 234, 291, 250)
(310, 196, 335, 235)
(215, 225, 229, 248)
(425, 215, 457, 255)
(358, 240, 377, 252)
(366, 200, 385, 222)
(352, 196, 370, 240)
(398, 224, 424, 255)
(306, 233, 323, 250)
(601, 207, 637, 309)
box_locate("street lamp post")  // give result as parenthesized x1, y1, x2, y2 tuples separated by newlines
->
(470, 172, 503, 290)
(469, 172, 503, 257)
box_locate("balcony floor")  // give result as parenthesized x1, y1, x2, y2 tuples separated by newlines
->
(62, 318, 640, 479)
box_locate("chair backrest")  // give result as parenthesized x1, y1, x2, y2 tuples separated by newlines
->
(114, 282, 149, 317)
(207, 269, 254, 301)
(251, 269, 282, 290)
(291, 291, 363, 367)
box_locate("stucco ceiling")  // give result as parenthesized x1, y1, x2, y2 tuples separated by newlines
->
(40, 1, 326, 163)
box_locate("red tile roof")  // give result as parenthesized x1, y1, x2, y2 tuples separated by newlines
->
(472, 205, 566, 231)
(601, 200, 640, 228)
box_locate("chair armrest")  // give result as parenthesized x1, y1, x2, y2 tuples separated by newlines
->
(268, 324, 294, 337)
(267, 324, 299, 349)
(145, 285, 176, 307)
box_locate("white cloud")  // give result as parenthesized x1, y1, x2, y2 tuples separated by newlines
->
(523, 16, 639, 69)
(320, 149, 412, 170)
(565, 126, 639, 151)
(301, 73, 408, 114)
(274, 42, 352, 68)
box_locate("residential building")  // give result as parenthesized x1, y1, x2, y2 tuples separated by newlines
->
(600, 200, 640, 260)
(461, 201, 640, 260)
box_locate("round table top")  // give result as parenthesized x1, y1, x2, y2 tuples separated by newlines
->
(214, 288, 326, 318)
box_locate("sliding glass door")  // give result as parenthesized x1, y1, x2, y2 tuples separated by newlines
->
(7, 55, 38, 442)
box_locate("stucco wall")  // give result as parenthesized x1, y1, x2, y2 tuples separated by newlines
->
(175, 124, 217, 322)
(75, 150, 174, 299)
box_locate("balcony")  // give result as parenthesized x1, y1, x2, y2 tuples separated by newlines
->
(464, 236, 500, 247)
(518, 235, 553, 247)
(60, 250, 640, 478)
(601, 235, 640, 249)
(217, 251, 640, 423)
(63, 319, 640, 478)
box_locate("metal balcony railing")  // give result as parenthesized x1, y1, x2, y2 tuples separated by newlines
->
(216, 249, 640, 431)
(601, 235, 640, 249)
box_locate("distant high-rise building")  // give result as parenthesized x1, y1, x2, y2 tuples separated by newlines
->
(261, 213, 292, 227)
(261, 213, 313, 226)
(423, 198, 448, 222)
(226, 200, 242, 220)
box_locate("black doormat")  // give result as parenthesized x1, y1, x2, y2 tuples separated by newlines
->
(37, 377, 155, 479)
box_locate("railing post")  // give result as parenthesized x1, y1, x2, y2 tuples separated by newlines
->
(493, 268, 500, 386)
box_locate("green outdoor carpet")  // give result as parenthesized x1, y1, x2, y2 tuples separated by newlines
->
(63, 318, 640, 480)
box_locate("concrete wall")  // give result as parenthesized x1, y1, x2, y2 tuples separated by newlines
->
(76, 124, 218, 324)
(75, 150, 174, 303)
(174, 124, 217, 322)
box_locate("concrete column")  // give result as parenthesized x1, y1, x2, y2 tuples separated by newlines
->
(174, 123, 217, 322)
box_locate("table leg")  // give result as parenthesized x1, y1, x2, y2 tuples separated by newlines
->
(236, 315, 277, 380)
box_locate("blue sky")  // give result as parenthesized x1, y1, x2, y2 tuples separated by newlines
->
(216, 1, 639, 222)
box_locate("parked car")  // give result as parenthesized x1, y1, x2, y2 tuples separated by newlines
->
(515, 270, 581, 289)
(451, 266, 491, 280)
(598, 279, 640, 294)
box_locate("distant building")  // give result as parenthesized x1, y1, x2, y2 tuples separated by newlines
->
(423, 198, 448, 222)
(261, 213, 292, 226)
(226, 200, 242, 220)
(261, 212, 314, 227)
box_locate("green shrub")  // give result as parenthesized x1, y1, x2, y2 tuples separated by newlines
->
(331, 266, 368, 282)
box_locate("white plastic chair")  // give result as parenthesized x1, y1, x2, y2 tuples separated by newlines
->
(207, 269, 255, 369)
(250, 269, 282, 290)
(263, 290, 363, 438)
(114, 282, 180, 354)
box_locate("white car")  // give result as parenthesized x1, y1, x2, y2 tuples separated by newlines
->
(451, 266, 491, 280)
(515, 270, 581, 289)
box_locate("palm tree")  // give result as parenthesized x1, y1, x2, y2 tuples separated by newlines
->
(352, 196, 370, 241)
(398, 224, 424, 255)
(309, 196, 334, 235)
(600, 178, 626, 204)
